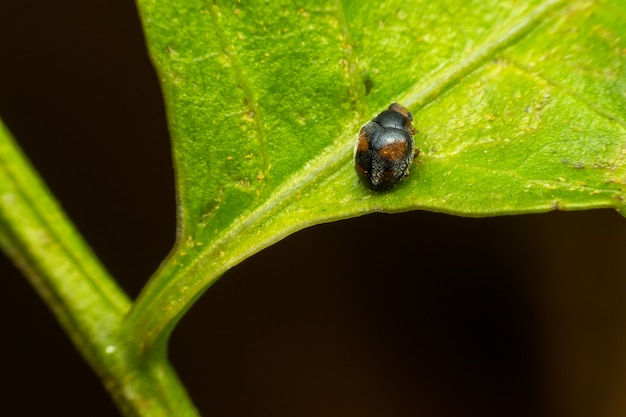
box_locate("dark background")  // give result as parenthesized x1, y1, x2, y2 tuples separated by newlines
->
(2, 2, 626, 417)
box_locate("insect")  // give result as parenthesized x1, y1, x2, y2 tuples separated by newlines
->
(354, 103, 418, 192)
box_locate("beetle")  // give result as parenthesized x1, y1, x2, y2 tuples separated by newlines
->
(354, 103, 418, 192)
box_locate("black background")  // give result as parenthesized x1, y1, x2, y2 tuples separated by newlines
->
(2, 2, 626, 417)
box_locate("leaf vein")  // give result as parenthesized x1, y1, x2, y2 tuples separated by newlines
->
(336, 0, 369, 117)
(401, 0, 569, 111)
(506, 57, 626, 130)
(205, 4, 269, 178)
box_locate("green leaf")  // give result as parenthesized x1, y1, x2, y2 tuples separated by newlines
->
(128, 0, 626, 351)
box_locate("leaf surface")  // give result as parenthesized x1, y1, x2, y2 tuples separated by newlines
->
(129, 0, 626, 348)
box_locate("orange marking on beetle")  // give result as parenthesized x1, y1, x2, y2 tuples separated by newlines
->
(356, 131, 370, 152)
(379, 141, 408, 160)
(378, 169, 397, 183)
(354, 163, 367, 177)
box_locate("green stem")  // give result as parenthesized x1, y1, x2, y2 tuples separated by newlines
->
(0, 119, 199, 417)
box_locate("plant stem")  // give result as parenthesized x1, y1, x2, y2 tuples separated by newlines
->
(0, 119, 200, 417)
